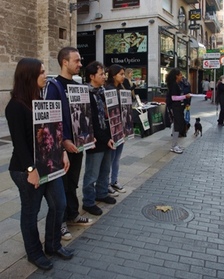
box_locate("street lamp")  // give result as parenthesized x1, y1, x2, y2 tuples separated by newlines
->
(159, 13, 186, 31)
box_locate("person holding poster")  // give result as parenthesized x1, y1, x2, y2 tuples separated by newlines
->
(105, 64, 126, 195)
(45, 47, 93, 241)
(5, 58, 73, 271)
(82, 61, 117, 216)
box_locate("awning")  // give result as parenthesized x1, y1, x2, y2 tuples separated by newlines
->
(190, 37, 199, 48)
(198, 42, 206, 49)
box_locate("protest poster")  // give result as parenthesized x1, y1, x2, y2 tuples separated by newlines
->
(67, 84, 95, 152)
(32, 100, 65, 184)
(119, 89, 134, 140)
(104, 89, 124, 147)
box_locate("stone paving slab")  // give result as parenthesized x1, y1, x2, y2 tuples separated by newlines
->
(0, 98, 221, 278)
(27, 121, 224, 279)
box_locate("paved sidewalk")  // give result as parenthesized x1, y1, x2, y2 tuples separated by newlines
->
(1, 98, 223, 279)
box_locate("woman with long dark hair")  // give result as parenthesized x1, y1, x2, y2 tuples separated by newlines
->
(5, 58, 72, 270)
(166, 68, 191, 154)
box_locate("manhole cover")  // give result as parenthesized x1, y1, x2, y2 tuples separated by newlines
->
(142, 203, 194, 224)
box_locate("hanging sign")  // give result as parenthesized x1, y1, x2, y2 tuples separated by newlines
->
(203, 60, 220, 69)
(189, 9, 201, 21)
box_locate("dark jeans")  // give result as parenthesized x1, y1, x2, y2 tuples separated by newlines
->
(62, 151, 83, 221)
(10, 171, 66, 261)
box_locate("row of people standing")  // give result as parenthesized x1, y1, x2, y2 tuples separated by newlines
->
(5, 47, 129, 271)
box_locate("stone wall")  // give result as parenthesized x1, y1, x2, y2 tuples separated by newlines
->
(0, 0, 77, 116)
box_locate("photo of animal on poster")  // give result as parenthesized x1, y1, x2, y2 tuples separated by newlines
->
(34, 122, 64, 178)
(67, 84, 95, 152)
(32, 100, 65, 184)
(119, 89, 134, 140)
(104, 89, 124, 147)
(70, 103, 95, 151)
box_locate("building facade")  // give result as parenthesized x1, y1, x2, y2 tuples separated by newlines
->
(77, 0, 222, 99)
(0, 0, 222, 115)
(0, 0, 77, 115)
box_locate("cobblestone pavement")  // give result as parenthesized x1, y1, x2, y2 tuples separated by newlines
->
(1, 97, 223, 279)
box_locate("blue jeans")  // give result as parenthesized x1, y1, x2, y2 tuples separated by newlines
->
(110, 143, 124, 184)
(10, 171, 66, 261)
(83, 150, 111, 207)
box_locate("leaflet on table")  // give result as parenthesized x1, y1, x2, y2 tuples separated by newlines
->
(119, 89, 134, 140)
(32, 100, 65, 185)
(67, 84, 95, 152)
(104, 89, 124, 147)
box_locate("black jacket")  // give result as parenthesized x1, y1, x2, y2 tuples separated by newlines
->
(86, 86, 111, 154)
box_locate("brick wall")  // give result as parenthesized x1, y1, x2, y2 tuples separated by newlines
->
(0, 0, 77, 116)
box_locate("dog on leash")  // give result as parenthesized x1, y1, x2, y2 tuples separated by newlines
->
(194, 118, 202, 136)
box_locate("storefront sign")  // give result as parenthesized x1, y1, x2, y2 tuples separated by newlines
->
(113, 0, 140, 9)
(77, 31, 96, 67)
(203, 60, 220, 69)
(203, 53, 220, 59)
(189, 24, 200, 30)
(189, 9, 201, 21)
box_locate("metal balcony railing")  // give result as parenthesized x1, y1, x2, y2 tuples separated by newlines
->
(206, 0, 222, 11)
(204, 11, 221, 33)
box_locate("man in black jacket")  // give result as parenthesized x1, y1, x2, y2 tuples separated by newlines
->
(45, 47, 93, 241)
(82, 61, 116, 216)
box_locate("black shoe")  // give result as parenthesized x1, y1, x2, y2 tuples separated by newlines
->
(95, 196, 116, 204)
(82, 204, 103, 216)
(28, 255, 53, 270)
(45, 247, 74, 260)
(178, 133, 186, 137)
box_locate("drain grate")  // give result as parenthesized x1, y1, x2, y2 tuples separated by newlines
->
(142, 203, 194, 225)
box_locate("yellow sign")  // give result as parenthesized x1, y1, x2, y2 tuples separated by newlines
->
(189, 9, 201, 21)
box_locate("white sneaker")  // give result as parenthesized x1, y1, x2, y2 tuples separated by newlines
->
(170, 146, 183, 154)
(111, 182, 126, 193)
(67, 216, 93, 226)
(61, 222, 72, 241)
(108, 185, 119, 197)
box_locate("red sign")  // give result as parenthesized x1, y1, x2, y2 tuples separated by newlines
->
(113, 0, 140, 9)
(203, 60, 220, 69)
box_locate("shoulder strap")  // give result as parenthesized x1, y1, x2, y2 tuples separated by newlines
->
(43, 78, 64, 99)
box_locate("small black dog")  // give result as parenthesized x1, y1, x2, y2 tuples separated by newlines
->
(194, 118, 202, 136)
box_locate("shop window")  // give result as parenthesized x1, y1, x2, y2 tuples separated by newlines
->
(177, 38, 187, 71)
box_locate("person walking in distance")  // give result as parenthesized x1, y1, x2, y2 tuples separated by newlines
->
(217, 75, 224, 125)
(5, 58, 73, 271)
(202, 78, 210, 95)
(82, 61, 117, 215)
(45, 47, 93, 241)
